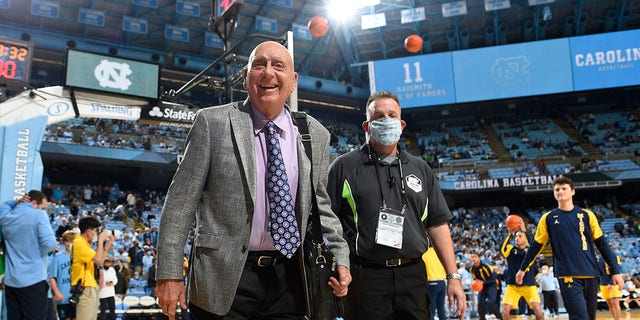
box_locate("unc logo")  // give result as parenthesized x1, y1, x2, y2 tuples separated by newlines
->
(94, 59, 133, 91)
(491, 56, 531, 86)
(47, 102, 71, 116)
(149, 106, 164, 117)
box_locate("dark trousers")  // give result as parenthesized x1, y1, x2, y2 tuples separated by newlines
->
(346, 260, 428, 320)
(542, 290, 559, 315)
(427, 280, 446, 320)
(558, 277, 598, 320)
(100, 296, 116, 320)
(477, 284, 500, 320)
(189, 256, 305, 320)
(5, 280, 49, 320)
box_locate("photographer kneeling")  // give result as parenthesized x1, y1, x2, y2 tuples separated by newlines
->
(71, 217, 114, 320)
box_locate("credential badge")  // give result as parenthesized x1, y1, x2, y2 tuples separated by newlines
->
(405, 174, 422, 193)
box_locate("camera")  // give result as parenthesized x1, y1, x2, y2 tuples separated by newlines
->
(69, 280, 84, 306)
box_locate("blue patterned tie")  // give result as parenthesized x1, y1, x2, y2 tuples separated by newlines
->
(266, 121, 300, 258)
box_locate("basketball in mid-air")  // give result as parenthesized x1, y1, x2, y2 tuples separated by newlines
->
(404, 34, 423, 53)
(308, 16, 329, 38)
(505, 214, 525, 233)
(471, 279, 483, 292)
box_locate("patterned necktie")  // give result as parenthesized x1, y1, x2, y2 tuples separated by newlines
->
(266, 121, 300, 258)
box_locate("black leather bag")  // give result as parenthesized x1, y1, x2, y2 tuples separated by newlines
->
(303, 219, 344, 319)
(293, 112, 344, 320)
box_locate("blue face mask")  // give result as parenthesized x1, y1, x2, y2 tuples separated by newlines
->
(369, 118, 402, 146)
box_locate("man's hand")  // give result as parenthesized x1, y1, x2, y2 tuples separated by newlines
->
(612, 274, 625, 291)
(328, 265, 351, 297)
(515, 270, 525, 285)
(447, 278, 467, 320)
(156, 279, 186, 320)
(54, 292, 65, 302)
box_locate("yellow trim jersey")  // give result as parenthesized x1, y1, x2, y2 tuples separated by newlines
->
(519, 206, 620, 277)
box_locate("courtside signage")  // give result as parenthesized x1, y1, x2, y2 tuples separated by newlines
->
(369, 52, 456, 108)
(452, 38, 573, 103)
(570, 29, 640, 91)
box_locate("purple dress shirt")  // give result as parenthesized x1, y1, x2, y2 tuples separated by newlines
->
(249, 105, 299, 251)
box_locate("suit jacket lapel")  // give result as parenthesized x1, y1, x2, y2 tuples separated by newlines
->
(296, 128, 311, 230)
(229, 101, 257, 208)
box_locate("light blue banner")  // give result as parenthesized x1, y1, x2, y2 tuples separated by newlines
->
(165, 25, 190, 42)
(570, 29, 640, 91)
(453, 38, 574, 103)
(256, 16, 277, 33)
(205, 32, 225, 48)
(123, 16, 148, 34)
(79, 8, 105, 26)
(0, 115, 47, 202)
(370, 52, 456, 108)
(176, 0, 200, 17)
(30, 1, 59, 18)
(293, 23, 312, 41)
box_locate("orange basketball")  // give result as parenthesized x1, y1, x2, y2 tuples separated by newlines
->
(505, 214, 525, 233)
(471, 279, 483, 292)
(404, 34, 423, 53)
(308, 16, 329, 38)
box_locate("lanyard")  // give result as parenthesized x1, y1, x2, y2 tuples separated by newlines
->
(369, 146, 407, 210)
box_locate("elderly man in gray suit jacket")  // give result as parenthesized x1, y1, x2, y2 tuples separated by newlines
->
(155, 41, 351, 320)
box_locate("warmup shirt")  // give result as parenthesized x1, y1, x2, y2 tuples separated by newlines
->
(327, 145, 452, 260)
(519, 206, 620, 277)
(597, 255, 621, 285)
(501, 233, 536, 286)
(470, 262, 497, 286)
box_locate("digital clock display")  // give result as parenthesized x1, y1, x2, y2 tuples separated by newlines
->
(0, 37, 33, 86)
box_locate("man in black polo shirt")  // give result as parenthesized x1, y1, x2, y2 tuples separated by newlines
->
(327, 91, 466, 320)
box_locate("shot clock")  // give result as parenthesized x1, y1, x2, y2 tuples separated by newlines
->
(0, 37, 33, 87)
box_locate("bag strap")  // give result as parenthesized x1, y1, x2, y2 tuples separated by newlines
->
(291, 111, 323, 243)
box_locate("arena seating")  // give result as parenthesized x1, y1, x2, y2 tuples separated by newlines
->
(419, 123, 498, 167)
(491, 116, 586, 161)
(579, 111, 640, 154)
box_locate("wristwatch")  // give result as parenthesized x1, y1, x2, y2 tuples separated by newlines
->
(446, 273, 462, 280)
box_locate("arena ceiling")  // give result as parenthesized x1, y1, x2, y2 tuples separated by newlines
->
(1, 0, 639, 103)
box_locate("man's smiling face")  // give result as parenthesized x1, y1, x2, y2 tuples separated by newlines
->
(244, 41, 298, 119)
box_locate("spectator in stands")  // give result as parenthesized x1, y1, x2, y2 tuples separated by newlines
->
(142, 247, 155, 276)
(536, 265, 559, 318)
(128, 239, 144, 274)
(114, 262, 129, 300)
(54, 218, 71, 239)
(0, 190, 57, 319)
(114, 246, 129, 267)
(50, 231, 76, 320)
(99, 257, 118, 320)
(128, 271, 143, 292)
(156, 41, 350, 320)
(71, 217, 115, 320)
(623, 279, 640, 312)
(147, 258, 157, 297)
(52, 186, 64, 203)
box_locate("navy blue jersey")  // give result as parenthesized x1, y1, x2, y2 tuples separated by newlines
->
(520, 206, 620, 277)
(501, 234, 536, 286)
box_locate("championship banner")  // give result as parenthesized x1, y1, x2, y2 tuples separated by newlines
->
(0, 115, 47, 201)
